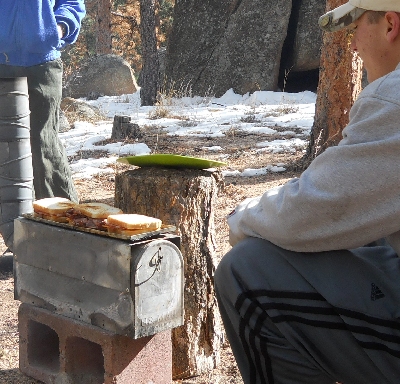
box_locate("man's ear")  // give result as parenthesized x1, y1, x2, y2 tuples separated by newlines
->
(385, 12, 400, 42)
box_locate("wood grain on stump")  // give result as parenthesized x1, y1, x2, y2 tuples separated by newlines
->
(115, 167, 224, 379)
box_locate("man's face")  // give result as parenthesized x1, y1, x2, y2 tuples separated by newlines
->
(349, 12, 389, 82)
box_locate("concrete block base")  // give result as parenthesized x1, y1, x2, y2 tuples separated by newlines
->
(18, 303, 172, 384)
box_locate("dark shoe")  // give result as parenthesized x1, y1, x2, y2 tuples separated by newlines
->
(0, 248, 13, 273)
(2, 247, 13, 257)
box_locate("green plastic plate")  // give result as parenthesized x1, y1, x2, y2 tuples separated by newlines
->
(117, 154, 227, 169)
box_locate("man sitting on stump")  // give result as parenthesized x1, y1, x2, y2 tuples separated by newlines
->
(215, 1, 400, 383)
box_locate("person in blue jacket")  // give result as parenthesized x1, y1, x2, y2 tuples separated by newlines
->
(0, 0, 86, 204)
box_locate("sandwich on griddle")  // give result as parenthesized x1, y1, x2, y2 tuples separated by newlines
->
(66, 202, 123, 231)
(106, 214, 162, 236)
(33, 197, 77, 223)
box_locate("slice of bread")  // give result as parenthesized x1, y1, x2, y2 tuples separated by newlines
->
(107, 214, 162, 231)
(74, 202, 123, 219)
(33, 197, 76, 215)
(33, 197, 77, 223)
(33, 212, 71, 223)
(107, 226, 150, 236)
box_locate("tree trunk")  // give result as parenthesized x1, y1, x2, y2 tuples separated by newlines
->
(139, 0, 159, 106)
(306, 0, 363, 160)
(96, 0, 113, 55)
(115, 168, 224, 379)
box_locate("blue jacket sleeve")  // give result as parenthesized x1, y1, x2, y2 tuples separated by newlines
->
(54, 0, 86, 46)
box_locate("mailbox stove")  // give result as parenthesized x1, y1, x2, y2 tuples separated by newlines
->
(13, 215, 184, 383)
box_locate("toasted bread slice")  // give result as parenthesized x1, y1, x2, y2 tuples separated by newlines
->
(33, 197, 77, 223)
(33, 197, 76, 215)
(107, 214, 162, 231)
(33, 212, 70, 223)
(107, 226, 150, 237)
(74, 202, 123, 219)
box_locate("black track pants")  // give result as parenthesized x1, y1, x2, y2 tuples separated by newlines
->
(215, 237, 400, 384)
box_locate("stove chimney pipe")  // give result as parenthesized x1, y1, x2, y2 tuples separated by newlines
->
(0, 77, 34, 251)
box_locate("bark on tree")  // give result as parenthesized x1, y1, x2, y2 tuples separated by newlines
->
(96, 0, 113, 54)
(115, 168, 224, 379)
(306, 0, 363, 160)
(139, 0, 159, 106)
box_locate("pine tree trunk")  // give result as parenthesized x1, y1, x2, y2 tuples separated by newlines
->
(96, 0, 113, 55)
(306, 0, 363, 160)
(139, 0, 159, 106)
(115, 168, 224, 379)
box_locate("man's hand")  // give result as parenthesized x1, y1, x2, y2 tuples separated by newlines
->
(57, 24, 66, 38)
(227, 198, 256, 246)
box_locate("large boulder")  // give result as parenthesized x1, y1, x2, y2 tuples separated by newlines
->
(165, 0, 292, 97)
(60, 97, 105, 123)
(290, 0, 326, 72)
(63, 54, 139, 99)
(165, 0, 325, 96)
(59, 109, 71, 133)
(164, 0, 233, 94)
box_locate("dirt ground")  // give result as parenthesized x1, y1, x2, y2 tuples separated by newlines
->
(0, 128, 305, 383)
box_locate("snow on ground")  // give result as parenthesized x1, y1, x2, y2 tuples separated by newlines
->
(60, 89, 316, 179)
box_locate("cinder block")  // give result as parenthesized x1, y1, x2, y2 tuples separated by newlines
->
(18, 303, 172, 384)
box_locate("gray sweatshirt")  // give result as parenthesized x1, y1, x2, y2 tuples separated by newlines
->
(228, 64, 400, 256)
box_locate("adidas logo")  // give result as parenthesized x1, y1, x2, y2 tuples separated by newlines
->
(371, 283, 385, 301)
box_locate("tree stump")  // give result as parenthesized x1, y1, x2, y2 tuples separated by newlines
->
(115, 167, 224, 379)
(111, 115, 142, 140)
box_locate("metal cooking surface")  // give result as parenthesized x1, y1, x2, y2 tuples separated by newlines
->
(22, 213, 176, 241)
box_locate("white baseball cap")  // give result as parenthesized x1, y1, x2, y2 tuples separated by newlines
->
(319, 0, 400, 32)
